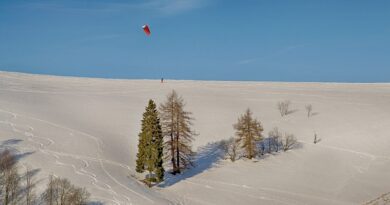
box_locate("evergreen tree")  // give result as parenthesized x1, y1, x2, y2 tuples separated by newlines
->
(160, 90, 195, 174)
(135, 100, 165, 183)
(233, 108, 263, 159)
(135, 131, 146, 173)
(155, 136, 164, 182)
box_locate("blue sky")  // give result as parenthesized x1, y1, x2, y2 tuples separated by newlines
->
(0, 0, 389, 82)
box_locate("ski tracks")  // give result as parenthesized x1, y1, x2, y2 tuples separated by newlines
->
(0, 108, 155, 205)
(185, 178, 350, 205)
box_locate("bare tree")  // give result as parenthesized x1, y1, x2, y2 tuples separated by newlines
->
(58, 178, 72, 205)
(282, 134, 297, 151)
(67, 187, 90, 205)
(42, 175, 56, 205)
(159, 90, 179, 173)
(221, 137, 240, 162)
(268, 127, 282, 152)
(25, 167, 36, 205)
(258, 142, 265, 156)
(305, 104, 313, 118)
(0, 150, 20, 205)
(277, 100, 291, 117)
(160, 90, 195, 174)
(0, 151, 91, 205)
(9, 169, 20, 205)
(313, 132, 321, 144)
(234, 108, 264, 159)
(0, 151, 7, 201)
(42, 175, 90, 205)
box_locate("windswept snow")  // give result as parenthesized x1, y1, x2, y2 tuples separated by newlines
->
(1, 71, 390, 204)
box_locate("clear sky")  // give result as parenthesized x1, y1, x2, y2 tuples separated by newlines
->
(0, 0, 389, 82)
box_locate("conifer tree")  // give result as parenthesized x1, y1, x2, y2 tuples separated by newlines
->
(136, 132, 146, 173)
(233, 108, 263, 159)
(155, 138, 164, 182)
(135, 100, 165, 183)
(160, 90, 195, 174)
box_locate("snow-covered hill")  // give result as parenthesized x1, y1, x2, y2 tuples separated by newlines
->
(1, 71, 389, 205)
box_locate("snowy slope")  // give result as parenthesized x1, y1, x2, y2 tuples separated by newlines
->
(0, 71, 389, 205)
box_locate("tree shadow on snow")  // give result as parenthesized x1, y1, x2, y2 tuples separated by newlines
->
(286, 109, 299, 115)
(0, 138, 23, 147)
(88, 202, 105, 205)
(158, 138, 304, 188)
(310, 112, 319, 117)
(15, 151, 35, 161)
(0, 138, 35, 161)
(158, 140, 225, 188)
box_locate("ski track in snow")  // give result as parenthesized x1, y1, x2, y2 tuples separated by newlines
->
(300, 132, 390, 162)
(0, 108, 156, 205)
(186, 178, 350, 205)
(184, 180, 293, 205)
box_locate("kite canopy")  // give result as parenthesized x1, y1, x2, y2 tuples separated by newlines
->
(142, 24, 151, 36)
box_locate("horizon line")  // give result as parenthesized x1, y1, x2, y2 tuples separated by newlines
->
(0, 70, 389, 84)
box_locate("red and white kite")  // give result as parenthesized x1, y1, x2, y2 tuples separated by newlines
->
(142, 24, 151, 36)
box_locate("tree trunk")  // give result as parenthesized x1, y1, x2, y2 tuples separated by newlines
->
(170, 101, 177, 174)
(5, 183, 9, 205)
(170, 133, 176, 174)
(176, 133, 180, 174)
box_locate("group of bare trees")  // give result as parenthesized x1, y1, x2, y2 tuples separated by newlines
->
(277, 100, 314, 118)
(0, 150, 20, 205)
(260, 127, 282, 154)
(222, 109, 299, 162)
(277, 101, 320, 144)
(277, 100, 291, 117)
(0, 150, 90, 205)
(42, 175, 90, 205)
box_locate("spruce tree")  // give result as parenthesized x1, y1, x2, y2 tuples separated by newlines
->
(160, 90, 195, 174)
(135, 100, 164, 183)
(136, 131, 146, 173)
(233, 108, 263, 159)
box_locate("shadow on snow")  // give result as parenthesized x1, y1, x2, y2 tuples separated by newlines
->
(158, 140, 225, 188)
(0, 138, 36, 161)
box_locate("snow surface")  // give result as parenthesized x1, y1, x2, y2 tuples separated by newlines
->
(0, 71, 390, 205)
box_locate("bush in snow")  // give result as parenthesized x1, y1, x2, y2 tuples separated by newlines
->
(220, 137, 240, 162)
(282, 133, 297, 151)
(305, 104, 313, 118)
(277, 100, 291, 117)
(268, 127, 283, 153)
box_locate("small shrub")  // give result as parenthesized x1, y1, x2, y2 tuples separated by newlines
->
(277, 100, 291, 117)
(282, 134, 297, 151)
